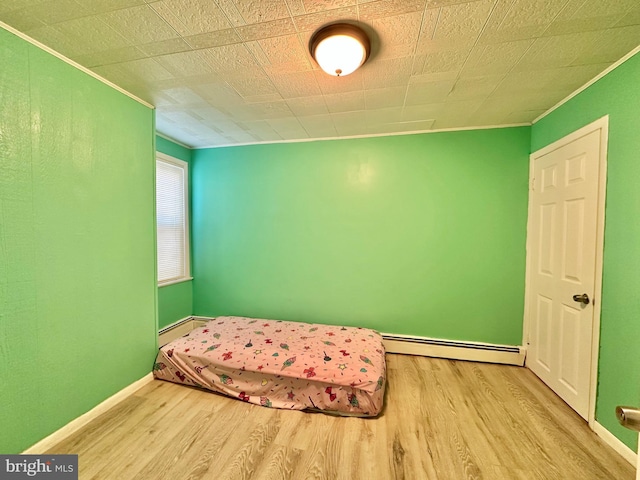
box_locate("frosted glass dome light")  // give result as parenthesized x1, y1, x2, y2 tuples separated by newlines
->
(310, 24, 371, 77)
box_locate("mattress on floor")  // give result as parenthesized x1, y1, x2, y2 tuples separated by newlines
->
(153, 316, 386, 417)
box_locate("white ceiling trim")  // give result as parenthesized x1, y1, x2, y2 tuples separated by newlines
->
(191, 123, 532, 150)
(0, 20, 154, 110)
(533, 44, 640, 125)
(156, 131, 193, 150)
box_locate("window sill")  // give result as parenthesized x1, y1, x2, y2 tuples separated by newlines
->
(158, 276, 193, 288)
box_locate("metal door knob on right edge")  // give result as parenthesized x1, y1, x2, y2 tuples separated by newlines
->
(616, 406, 640, 432)
(572, 293, 590, 305)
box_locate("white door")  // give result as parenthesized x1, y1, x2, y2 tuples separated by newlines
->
(525, 119, 607, 420)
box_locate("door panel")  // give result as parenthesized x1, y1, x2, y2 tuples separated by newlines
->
(526, 128, 603, 420)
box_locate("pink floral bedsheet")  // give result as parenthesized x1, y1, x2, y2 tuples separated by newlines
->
(153, 316, 386, 416)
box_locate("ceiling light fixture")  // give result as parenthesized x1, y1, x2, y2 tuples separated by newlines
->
(309, 23, 371, 77)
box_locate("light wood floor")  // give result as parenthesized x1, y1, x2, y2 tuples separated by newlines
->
(47, 354, 635, 479)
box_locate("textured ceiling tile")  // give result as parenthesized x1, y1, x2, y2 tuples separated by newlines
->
(228, 0, 291, 24)
(367, 119, 434, 134)
(363, 56, 414, 89)
(214, 0, 245, 26)
(226, 101, 294, 121)
(364, 86, 406, 108)
(242, 92, 284, 103)
(292, 6, 358, 32)
(301, 0, 356, 14)
(365, 106, 403, 124)
(553, 0, 636, 25)
(410, 70, 458, 83)
(414, 7, 439, 53)
(263, 61, 314, 76)
(0, 7, 46, 31)
(426, 0, 485, 6)
(502, 109, 544, 123)
(0, 0, 43, 14)
(431, 99, 483, 128)
(497, 70, 556, 94)
(74, 0, 148, 14)
(402, 103, 444, 120)
(370, 11, 423, 46)
(577, 25, 640, 64)
(258, 34, 310, 67)
(447, 74, 504, 101)
(235, 18, 297, 41)
(331, 111, 371, 136)
(23, 24, 78, 56)
(52, 16, 132, 57)
(182, 29, 241, 50)
(190, 82, 244, 106)
(139, 37, 193, 57)
(226, 75, 280, 97)
(551, 64, 611, 90)
(115, 57, 175, 83)
(244, 40, 271, 65)
(73, 46, 148, 68)
(101, 5, 180, 45)
(199, 43, 261, 72)
(433, 0, 494, 40)
(189, 106, 232, 124)
(7, 0, 638, 147)
(286, 96, 329, 116)
(420, 48, 470, 74)
(161, 86, 207, 104)
(267, 117, 309, 138)
(149, 0, 232, 36)
(270, 71, 322, 98)
(545, 14, 627, 37)
(149, 91, 179, 107)
(376, 43, 416, 60)
(616, 9, 640, 28)
(480, 0, 570, 44)
(155, 50, 216, 77)
(324, 90, 366, 113)
(238, 119, 283, 139)
(358, 0, 427, 21)
(405, 79, 455, 104)
(1, 1, 89, 31)
(511, 31, 602, 72)
(285, 0, 306, 17)
(314, 70, 364, 94)
(91, 63, 135, 88)
(461, 40, 532, 77)
(298, 115, 339, 137)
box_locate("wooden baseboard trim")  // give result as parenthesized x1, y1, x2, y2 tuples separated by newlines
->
(382, 334, 525, 366)
(592, 421, 637, 466)
(23, 373, 154, 454)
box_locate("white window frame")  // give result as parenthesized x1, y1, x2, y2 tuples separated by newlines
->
(156, 152, 192, 287)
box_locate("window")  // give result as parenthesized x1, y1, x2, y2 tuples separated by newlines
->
(156, 152, 190, 285)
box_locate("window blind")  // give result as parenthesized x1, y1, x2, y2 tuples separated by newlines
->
(156, 158, 187, 283)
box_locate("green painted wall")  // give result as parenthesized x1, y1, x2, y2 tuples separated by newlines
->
(531, 52, 640, 451)
(156, 136, 193, 329)
(192, 127, 530, 345)
(0, 29, 157, 453)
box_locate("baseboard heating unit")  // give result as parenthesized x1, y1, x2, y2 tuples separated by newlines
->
(382, 334, 525, 366)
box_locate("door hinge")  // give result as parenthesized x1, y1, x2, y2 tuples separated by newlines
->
(530, 177, 535, 191)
